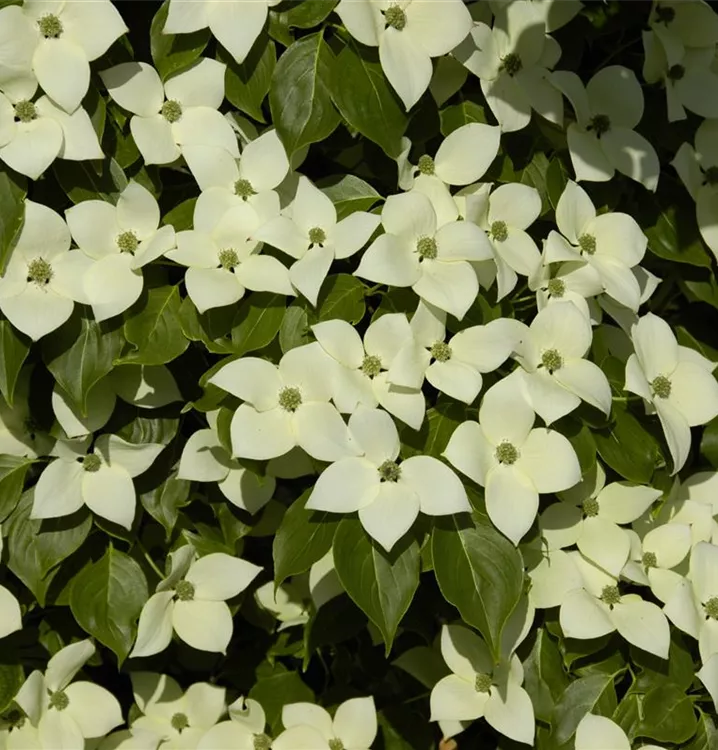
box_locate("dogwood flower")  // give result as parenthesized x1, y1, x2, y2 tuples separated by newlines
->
(273, 697, 377, 750)
(311, 315, 426, 429)
(0, 6, 38, 98)
(132, 547, 262, 657)
(648, 0, 718, 50)
(31, 434, 164, 529)
(307, 407, 470, 552)
(0, 201, 89, 341)
(355, 191, 492, 320)
(550, 65, 659, 190)
(548, 180, 648, 307)
(335, 0, 473, 110)
(430, 625, 534, 745)
(575, 713, 663, 750)
(65, 180, 177, 322)
(100, 58, 238, 166)
(625, 312, 718, 473)
(178, 411, 276, 515)
(14, 640, 123, 748)
(455, 0, 563, 132)
(530, 259, 602, 321)
(129, 672, 226, 748)
(254, 176, 380, 305)
(166, 190, 293, 313)
(209, 343, 357, 462)
(254, 580, 310, 630)
(444, 373, 581, 544)
(164, 0, 281, 64)
(198, 696, 270, 750)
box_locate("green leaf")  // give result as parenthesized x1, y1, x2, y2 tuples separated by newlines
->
(552, 673, 618, 745)
(612, 692, 643, 741)
(318, 174, 382, 220)
(631, 632, 695, 692)
(0, 663, 23, 713)
(330, 40, 407, 159)
(279, 300, 313, 353)
(249, 668, 314, 734)
(439, 100, 487, 137)
(121, 285, 189, 365)
(685, 709, 718, 750)
(432, 516, 524, 659)
(703, 417, 718, 470)
(0, 456, 34, 522)
(162, 197, 196, 232)
(273, 490, 338, 587)
(639, 682, 698, 743)
(523, 628, 569, 723)
(317, 274, 365, 324)
(333, 517, 420, 654)
(70, 545, 148, 666)
(43, 309, 125, 415)
(645, 201, 712, 267)
(53, 158, 128, 204)
(593, 407, 660, 483)
(140, 474, 191, 540)
(0, 319, 30, 406)
(546, 157, 570, 211)
(0, 167, 26, 276)
(279, 0, 338, 28)
(150, 0, 210, 80)
(269, 32, 340, 156)
(221, 37, 276, 122)
(178, 297, 235, 354)
(521, 151, 551, 215)
(554, 416, 596, 477)
(231, 292, 286, 355)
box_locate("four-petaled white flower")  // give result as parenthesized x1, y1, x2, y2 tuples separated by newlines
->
(307, 407, 470, 552)
(444, 373, 581, 544)
(575, 713, 663, 750)
(198, 696, 271, 750)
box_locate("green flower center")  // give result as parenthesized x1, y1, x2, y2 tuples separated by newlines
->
(117, 230, 139, 254)
(218, 248, 240, 270)
(547, 278, 566, 297)
(430, 341, 452, 363)
(48, 690, 69, 711)
(361, 354, 382, 378)
(254, 734, 272, 750)
(600, 585, 621, 607)
(651, 375, 672, 399)
(417, 236, 437, 260)
(667, 64, 685, 81)
(175, 580, 195, 602)
(541, 348, 563, 374)
(490, 220, 508, 243)
(642, 551, 658, 569)
(475, 673, 493, 693)
(13, 100, 37, 123)
(278, 386, 302, 412)
(82, 454, 102, 473)
(328, 740, 345, 750)
(704, 596, 718, 620)
(171, 712, 190, 732)
(38, 14, 63, 38)
(26, 257, 53, 286)
(384, 4, 406, 30)
(499, 53, 522, 77)
(378, 459, 401, 482)
(417, 155, 435, 176)
(234, 178, 256, 199)
(308, 226, 326, 246)
(578, 233, 597, 255)
(495, 441, 519, 465)
(161, 100, 183, 123)
(588, 114, 611, 137)
(655, 5, 675, 24)
(582, 497, 599, 517)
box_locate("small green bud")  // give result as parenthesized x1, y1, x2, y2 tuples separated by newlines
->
(82, 454, 102, 473)
(117, 230, 139, 254)
(541, 348, 563, 374)
(48, 691, 69, 711)
(600, 585, 621, 607)
(171, 712, 190, 731)
(547, 278, 566, 297)
(417, 155, 435, 175)
(13, 100, 37, 123)
(234, 178, 256, 199)
(499, 53, 522, 77)
(218, 248, 240, 270)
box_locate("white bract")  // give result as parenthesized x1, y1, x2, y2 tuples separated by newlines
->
(14, 640, 122, 747)
(132, 547, 261, 657)
(197, 696, 270, 750)
(575, 713, 663, 750)
(429, 625, 535, 745)
(51, 379, 115, 440)
(0, 526, 21, 640)
(550, 65, 659, 190)
(311, 315, 426, 429)
(307, 407, 470, 552)
(66, 180, 177, 322)
(166, 189, 293, 313)
(254, 580, 310, 630)
(100, 58, 238, 166)
(209, 343, 358, 462)
(254, 176, 380, 305)
(31, 434, 164, 529)
(648, 0, 718, 50)
(529, 253, 603, 322)
(335, 0, 473, 110)
(625, 313, 718, 474)
(355, 191, 492, 320)
(444, 374, 581, 544)
(273, 696, 377, 750)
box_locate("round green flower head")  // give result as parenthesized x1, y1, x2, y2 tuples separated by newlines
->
(490, 220, 508, 243)
(417, 155, 435, 176)
(279, 386, 302, 412)
(547, 278, 566, 297)
(651, 375, 672, 399)
(161, 100, 183, 123)
(431, 341, 452, 363)
(175, 580, 195, 602)
(541, 348, 563, 374)
(219, 248, 240, 270)
(642, 551, 658, 569)
(361, 354, 382, 378)
(500, 53, 522, 77)
(588, 114, 611, 137)
(82, 454, 102, 473)
(384, 4, 406, 30)
(704, 597, 718, 621)
(235, 178, 256, 199)
(308, 227, 326, 245)
(49, 691, 69, 711)
(417, 236, 437, 260)
(475, 673, 493, 693)
(14, 100, 37, 123)
(600, 585, 621, 607)
(495, 441, 519, 465)
(578, 234, 597, 255)
(328, 740, 345, 750)
(27, 258, 53, 286)
(38, 14, 63, 38)
(378, 460, 401, 482)
(117, 231, 139, 255)
(171, 712, 190, 731)
(582, 497, 599, 517)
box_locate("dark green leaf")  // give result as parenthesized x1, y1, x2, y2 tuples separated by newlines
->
(645, 202, 712, 267)
(0, 167, 26, 276)
(546, 157, 570, 211)
(521, 151, 551, 215)
(221, 37, 276, 122)
(53, 158, 128, 204)
(150, 0, 210, 80)
(318, 174, 382, 220)
(249, 668, 314, 734)
(552, 673, 618, 745)
(163, 198, 197, 232)
(639, 682, 698, 743)
(0, 319, 30, 405)
(231, 292, 285, 355)
(439, 100, 487, 137)
(279, 300, 313, 353)
(317, 274, 365, 324)
(686, 709, 718, 750)
(594, 406, 660, 482)
(0, 456, 33, 522)
(523, 628, 569, 723)
(280, 0, 338, 28)
(0, 663, 23, 713)
(612, 692, 643, 741)
(178, 296, 235, 354)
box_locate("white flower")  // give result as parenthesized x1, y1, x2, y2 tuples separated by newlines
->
(625, 313, 718, 474)
(355, 191, 492, 320)
(100, 58, 238, 166)
(65, 180, 176, 322)
(456, 0, 563, 132)
(31, 434, 164, 529)
(132, 548, 261, 657)
(0, 525, 21, 640)
(254, 176, 380, 305)
(178, 411, 276, 515)
(0, 201, 88, 341)
(273, 696, 377, 750)
(254, 580, 310, 630)
(164, 0, 282, 64)
(335, 0, 472, 110)
(198, 696, 270, 750)
(307, 407, 469, 551)
(0, 6, 39, 98)
(429, 625, 535, 746)
(575, 713, 663, 750)
(550, 65, 659, 190)
(311, 315, 426, 429)
(529, 253, 603, 321)
(15, 640, 123, 747)
(648, 0, 718, 50)
(210, 343, 357, 462)
(130, 672, 226, 748)
(444, 373, 581, 544)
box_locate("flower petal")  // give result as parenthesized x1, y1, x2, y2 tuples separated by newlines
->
(131, 114, 181, 165)
(333, 211, 381, 260)
(575, 714, 630, 750)
(289, 243, 334, 306)
(100, 61, 164, 117)
(518, 427, 581, 494)
(306, 457, 379, 513)
(479, 374, 534, 446)
(485, 465, 539, 544)
(401, 455, 470, 516)
(670, 361, 718, 427)
(426, 360, 482, 404)
(655, 399, 691, 475)
(484, 682, 535, 746)
(0, 283, 73, 341)
(186, 553, 262, 601)
(601, 127, 659, 192)
(414, 259, 479, 320)
(434, 123, 501, 186)
(358, 482, 420, 552)
(33, 38, 89, 113)
(560, 589, 614, 639)
(312, 319, 364, 370)
(0, 117, 62, 180)
(443, 420, 494, 486)
(333, 697, 377, 749)
(165, 58, 226, 110)
(208, 0, 268, 64)
(347, 405, 399, 464)
(379, 27, 432, 111)
(230, 404, 295, 460)
(556, 180, 595, 243)
(240, 128, 289, 192)
(440, 624, 492, 680)
(172, 599, 233, 653)
(31, 458, 85, 521)
(429, 675, 488, 722)
(555, 358, 612, 415)
(64, 682, 122, 739)
(294, 402, 357, 462)
(209, 357, 281, 409)
(130, 591, 175, 658)
(611, 597, 669, 658)
(587, 65, 643, 129)
(567, 124, 614, 183)
(82, 463, 136, 529)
